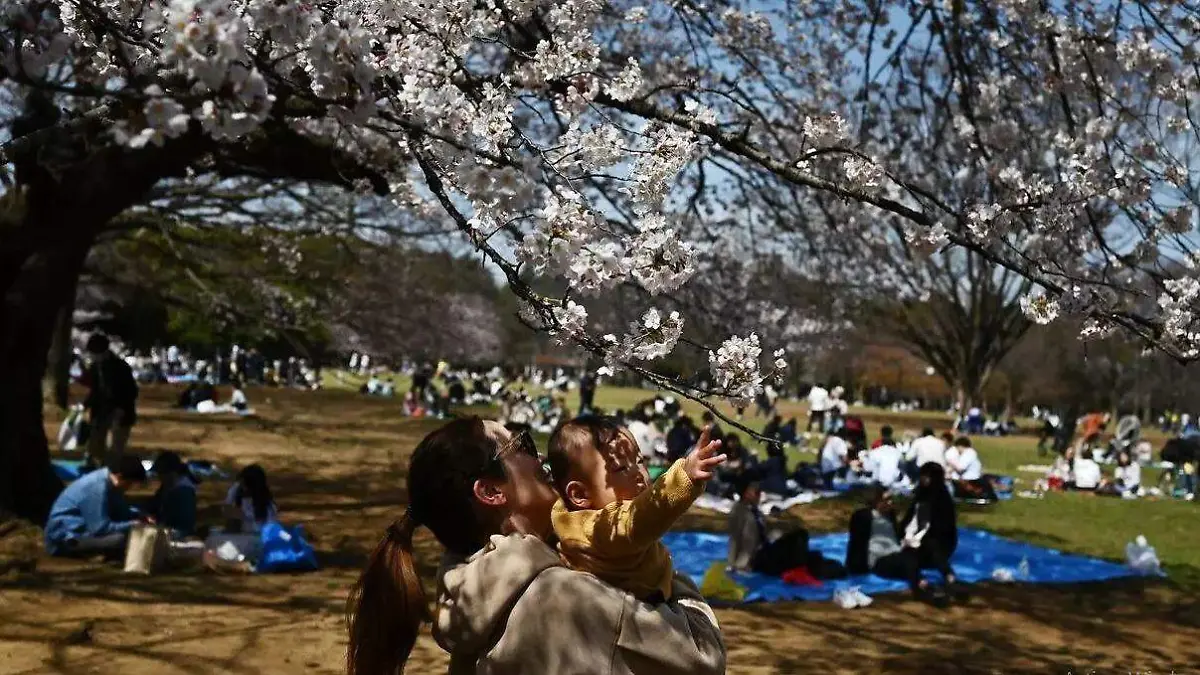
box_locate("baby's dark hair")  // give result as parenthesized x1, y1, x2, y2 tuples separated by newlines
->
(546, 415, 628, 493)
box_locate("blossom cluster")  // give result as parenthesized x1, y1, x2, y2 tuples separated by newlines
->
(708, 334, 787, 408)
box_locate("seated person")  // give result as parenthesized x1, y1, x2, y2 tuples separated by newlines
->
(945, 437, 983, 481)
(714, 434, 755, 493)
(762, 415, 784, 443)
(757, 443, 792, 496)
(229, 381, 250, 412)
(863, 434, 906, 488)
(547, 417, 725, 602)
(1099, 451, 1141, 497)
(846, 485, 901, 574)
(1044, 447, 1076, 490)
(728, 474, 844, 578)
(224, 464, 278, 533)
(45, 455, 148, 558)
(819, 429, 850, 486)
(871, 425, 896, 450)
(666, 416, 697, 463)
(777, 417, 800, 446)
(148, 451, 198, 537)
(857, 465, 963, 605)
(1071, 451, 1102, 490)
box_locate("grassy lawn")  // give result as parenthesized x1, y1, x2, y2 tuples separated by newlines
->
(2, 382, 1196, 674)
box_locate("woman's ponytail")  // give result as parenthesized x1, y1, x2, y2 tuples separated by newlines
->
(347, 510, 427, 675)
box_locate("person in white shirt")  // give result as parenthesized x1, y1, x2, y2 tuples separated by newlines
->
(1071, 453, 1102, 490)
(820, 429, 850, 487)
(910, 428, 947, 469)
(224, 464, 278, 533)
(1109, 451, 1141, 496)
(945, 437, 983, 481)
(865, 441, 906, 488)
(807, 384, 831, 432)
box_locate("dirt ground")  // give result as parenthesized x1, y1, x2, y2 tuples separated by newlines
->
(2, 387, 1198, 675)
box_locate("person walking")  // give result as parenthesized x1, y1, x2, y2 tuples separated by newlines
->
(83, 334, 139, 469)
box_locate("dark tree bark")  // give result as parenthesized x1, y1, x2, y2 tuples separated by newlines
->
(1, 102, 389, 522)
(0, 100, 200, 522)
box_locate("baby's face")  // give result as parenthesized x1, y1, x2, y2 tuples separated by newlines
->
(580, 430, 650, 509)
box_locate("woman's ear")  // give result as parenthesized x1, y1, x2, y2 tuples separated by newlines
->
(563, 480, 590, 510)
(473, 477, 508, 508)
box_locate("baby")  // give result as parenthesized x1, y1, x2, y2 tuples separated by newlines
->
(547, 415, 725, 602)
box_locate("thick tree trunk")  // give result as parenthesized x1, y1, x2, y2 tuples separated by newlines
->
(44, 299, 76, 410)
(0, 238, 91, 522)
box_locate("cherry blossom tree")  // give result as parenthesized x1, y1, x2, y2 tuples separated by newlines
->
(2, 0, 1198, 520)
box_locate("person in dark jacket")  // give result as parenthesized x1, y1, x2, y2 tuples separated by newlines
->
(847, 475, 961, 605)
(83, 334, 139, 469)
(148, 451, 199, 537)
(666, 416, 698, 462)
(757, 443, 792, 496)
(578, 371, 597, 415)
(44, 455, 147, 557)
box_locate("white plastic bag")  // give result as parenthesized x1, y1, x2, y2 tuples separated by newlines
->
(1125, 535, 1162, 576)
(57, 405, 85, 451)
(124, 524, 171, 575)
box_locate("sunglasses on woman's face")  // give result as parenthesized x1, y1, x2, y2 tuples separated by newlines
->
(489, 429, 553, 482)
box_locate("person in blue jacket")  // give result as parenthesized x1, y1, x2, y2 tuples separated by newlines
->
(44, 455, 148, 557)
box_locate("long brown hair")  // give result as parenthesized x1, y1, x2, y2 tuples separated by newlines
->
(346, 418, 502, 675)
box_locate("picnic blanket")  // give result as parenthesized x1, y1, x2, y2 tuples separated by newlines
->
(53, 458, 228, 483)
(664, 528, 1154, 603)
(52, 459, 86, 482)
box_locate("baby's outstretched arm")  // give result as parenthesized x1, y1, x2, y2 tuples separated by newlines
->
(684, 426, 726, 481)
(586, 427, 726, 553)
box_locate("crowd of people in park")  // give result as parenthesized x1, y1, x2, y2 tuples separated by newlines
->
(74, 341, 322, 390)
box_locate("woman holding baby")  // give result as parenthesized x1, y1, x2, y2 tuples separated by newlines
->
(347, 417, 726, 675)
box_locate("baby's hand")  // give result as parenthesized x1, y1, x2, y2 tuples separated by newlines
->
(684, 425, 726, 481)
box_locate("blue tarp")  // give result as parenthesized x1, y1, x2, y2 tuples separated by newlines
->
(54, 458, 227, 483)
(664, 528, 1150, 603)
(52, 459, 86, 482)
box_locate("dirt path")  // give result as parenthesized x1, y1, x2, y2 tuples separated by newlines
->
(3, 388, 1197, 674)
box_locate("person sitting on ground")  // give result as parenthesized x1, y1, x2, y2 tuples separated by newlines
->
(846, 485, 901, 576)
(44, 455, 148, 558)
(757, 443, 792, 496)
(863, 430, 906, 489)
(762, 415, 784, 444)
(894, 464, 962, 603)
(547, 417, 726, 602)
(819, 428, 850, 487)
(727, 474, 844, 578)
(224, 464, 278, 533)
(700, 411, 725, 443)
(148, 451, 199, 537)
(229, 379, 250, 412)
(908, 427, 945, 478)
(1071, 448, 1103, 491)
(666, 416, 698, 463)
(1099, 451, 1141, 497)
(845, 484, 961, 605)
(871, 425, 896, 450)
(945, 437, 983, 481)
(777, 417, 800, 446)
(625, 412, 664, 459)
